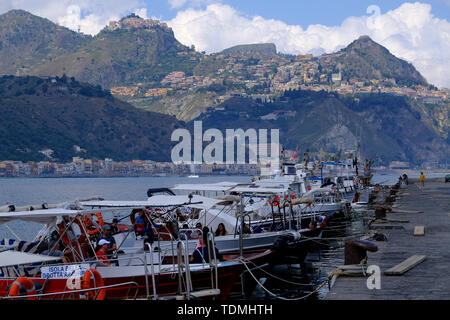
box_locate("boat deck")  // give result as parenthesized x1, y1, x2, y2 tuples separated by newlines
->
(326, 180, 450, 299)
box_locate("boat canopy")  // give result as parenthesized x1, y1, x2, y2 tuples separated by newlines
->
(171, 181, 289, 194)
(201, 208, 239, 234)
(0, 250, 62, 267)
(230, 186, 289, 194)
(253, 178, 295, 188)
(172, 182, 238, 192)
(80, 195, 222, 210)
(304, 187, 334, 197)
(0, 208, 81, 225)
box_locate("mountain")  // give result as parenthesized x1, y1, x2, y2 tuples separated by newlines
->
(0, 10, 89, 76)
(0, 11, 434, 100)
(221, 43, 277, 56)
(195, 90, 449, 166)
(34, 14, 203, 88)
(0, 75, 183, 162)
(0, 10, 447, 166)
(320, 36, 428, 86)
(0, 11, 201, 88)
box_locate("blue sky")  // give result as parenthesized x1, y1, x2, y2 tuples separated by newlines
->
(144, 0, 449, 27)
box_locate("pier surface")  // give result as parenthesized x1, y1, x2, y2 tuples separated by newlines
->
(326, 180, 450, 300)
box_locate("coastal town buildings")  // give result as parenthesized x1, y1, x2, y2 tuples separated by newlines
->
(0, 159, 260, 178)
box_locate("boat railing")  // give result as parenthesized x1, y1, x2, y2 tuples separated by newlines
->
(115, 221, 139, 253)
(93, 253, 172, 300)
(144, 242, 158, 300)
(206, 232, 219, 291)
(177, 239, 192, 299)
(1, 281, 140, 300)
(175, 232, 219, 300)
(178, 228, 202, 241)
(157, 231, 177, 272)
(236, 213, 251, 258)
(38, 253, 155, 299)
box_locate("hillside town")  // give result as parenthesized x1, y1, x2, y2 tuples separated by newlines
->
(110, 50, 449, 106)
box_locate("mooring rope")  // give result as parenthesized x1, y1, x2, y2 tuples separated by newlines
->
(238, 258, 329, 301)
(240, 258, 315, 287)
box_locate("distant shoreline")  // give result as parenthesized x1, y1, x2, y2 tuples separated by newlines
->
(0, 174, 252, 179)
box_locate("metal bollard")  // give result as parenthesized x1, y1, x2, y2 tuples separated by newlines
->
(344, 240, 378, 265)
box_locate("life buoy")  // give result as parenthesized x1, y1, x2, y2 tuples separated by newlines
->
(358, 177, 365, 185)
(58, 217, 87, 245)
(83, 213, 104, 235)
(82, 269, 106, 300)
(58, 218, 90, 262)
(58, 221, 71, 246)
(268, 195, 280, 207)
(8, 277, 37, 300)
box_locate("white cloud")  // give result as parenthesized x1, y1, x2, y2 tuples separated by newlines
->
(168, 0, 188, 9)
(134, 8, 148, 19)
(0, 0, 146, 35)
(167, 0, 218, 10)
(167, 2, 450, 88)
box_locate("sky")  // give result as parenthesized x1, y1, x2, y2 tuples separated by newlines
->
(0, 1, 449, 88)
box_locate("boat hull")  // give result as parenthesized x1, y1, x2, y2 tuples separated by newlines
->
(0, 250, 273, 300)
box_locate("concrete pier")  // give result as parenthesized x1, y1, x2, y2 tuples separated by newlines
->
(326, 180, 450, 299)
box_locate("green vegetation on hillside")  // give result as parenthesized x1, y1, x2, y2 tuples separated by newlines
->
(220, 43, 277, 56)
(0, 75, 183, 162)
(196, 90, 449, 166)
(321, 36, 427, 86)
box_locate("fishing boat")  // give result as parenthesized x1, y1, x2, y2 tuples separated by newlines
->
(0, 202, 273, 300)
(81, 191, 310, 256)
(252, 159, 349, 218)
(168, 182, 325, 255)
